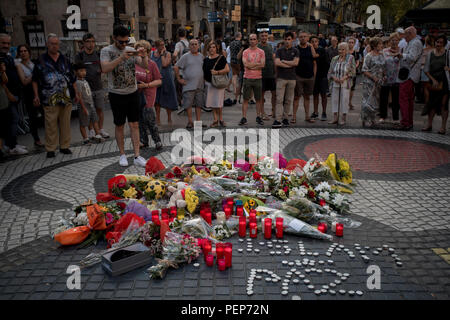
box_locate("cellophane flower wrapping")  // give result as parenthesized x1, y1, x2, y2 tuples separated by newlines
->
(171, 217, 214, 240)
(266, 211, 332, 241)
(148, 232, 201, 279)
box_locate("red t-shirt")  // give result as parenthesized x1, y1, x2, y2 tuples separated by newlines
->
(135, 60, 161, 108)
(243, 47, 265, 79)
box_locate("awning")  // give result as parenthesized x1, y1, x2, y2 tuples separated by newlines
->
(343, 22, 363, 30)
(269, 17, 296, 27)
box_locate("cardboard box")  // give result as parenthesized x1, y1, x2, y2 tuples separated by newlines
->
(101, 243, 153, 277)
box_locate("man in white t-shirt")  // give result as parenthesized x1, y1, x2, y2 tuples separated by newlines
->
(100, 25, 149, 168)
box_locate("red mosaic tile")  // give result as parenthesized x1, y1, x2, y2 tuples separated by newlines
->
(304, 137, 450, 174)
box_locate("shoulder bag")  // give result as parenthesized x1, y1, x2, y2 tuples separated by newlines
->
(398, 45, 422, 81)
(211, 56, 229, 89)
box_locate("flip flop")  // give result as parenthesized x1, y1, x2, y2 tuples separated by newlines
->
(438, 129, 446, 135)
(421, 127, 432, 132)
(305, 118, 315, 123)
(290, 118, 297, 124)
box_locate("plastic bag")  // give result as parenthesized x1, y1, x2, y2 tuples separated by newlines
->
(190, 176, 226, 202)
(124, 200, 152, 221)
(172, 217, 214, 240)
(54, 226, 91, 246)
(86, 204, 107, 230)
(266, 211, 332, 241)
(108, 175, 127, 193)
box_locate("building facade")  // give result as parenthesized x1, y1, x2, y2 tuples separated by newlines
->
(0, 0, 215, 55)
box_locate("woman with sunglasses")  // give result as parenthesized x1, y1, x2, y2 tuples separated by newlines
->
(16, 44, 43, 147)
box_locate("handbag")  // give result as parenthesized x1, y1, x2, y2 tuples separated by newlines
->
(211, 56, 229, 89)
(398, 47, 422, 81)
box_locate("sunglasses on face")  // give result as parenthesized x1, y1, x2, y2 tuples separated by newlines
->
(117, 40, 130, 45)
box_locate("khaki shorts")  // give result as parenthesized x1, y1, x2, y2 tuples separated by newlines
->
(243, 78, 262, 101)
(294, 76, 315, 97)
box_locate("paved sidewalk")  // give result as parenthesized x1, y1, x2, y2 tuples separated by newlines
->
(0, 82, 449, 300)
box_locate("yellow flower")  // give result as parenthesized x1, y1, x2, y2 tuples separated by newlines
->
(184, 188, 199, 213)
(191, 165, 200, 175)
(138, 200, 144, 204)
(221, 160, 232, 169)
(123, 186, 137, 199)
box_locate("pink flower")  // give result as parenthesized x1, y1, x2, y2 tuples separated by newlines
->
(106, 212, 114, 224)
(273, 152, 287, 169)
(234, 160, 251, 172)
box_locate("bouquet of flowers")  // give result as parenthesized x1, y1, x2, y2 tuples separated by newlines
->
(148, 232, 201, 279)
(266, 211, 332, 241)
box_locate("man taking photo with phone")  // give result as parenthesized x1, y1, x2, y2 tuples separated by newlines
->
(100, 25, 149, 167)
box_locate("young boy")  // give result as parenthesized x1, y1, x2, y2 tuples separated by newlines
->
(73, 63, 104, 144)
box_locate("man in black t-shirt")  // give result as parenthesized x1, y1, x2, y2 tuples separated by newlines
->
(274, 32, 299, 128)
(311, 36, 329, 121)
(229, 32, 242, 105)
(293, 32, 317, 123)
(75, 33, 109, 139)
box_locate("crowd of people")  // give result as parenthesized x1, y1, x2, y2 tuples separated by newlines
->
(0, 25, 449, 165)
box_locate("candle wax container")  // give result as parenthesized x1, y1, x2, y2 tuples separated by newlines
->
(216, 211, 226, 224)
(318, 224, 327, 234)
(335, 223, 344, 237)
(218, 258, 226, 271)
(276, 220, 283, 238)
(203, 242, 212, 258)
(224, 244, 232, 267)
(236, 206, 244, 217)
(216, 244, 224, 262)
(239, 218, 247, 237)
(206, 254, 214, 267)
(331, 221, 337, 232)
(224, 207, 232, 219)
(250, 222, 257, 238)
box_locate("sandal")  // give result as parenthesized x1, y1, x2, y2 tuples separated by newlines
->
(186, 122, 194, 130)
(329, 120, 338, 125)
(305, 118, 315, 123)
(421, 126, 432, 132)
(220, 121, 226, 127)
(438, 129, 446, 135)
(262, 114, 269, 121)
(290, 118, 297, 124)
(210, 121, 219, 128)
(339, 121, 346, 126)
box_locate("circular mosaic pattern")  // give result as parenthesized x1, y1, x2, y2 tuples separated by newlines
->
(284, 135, 450, 180)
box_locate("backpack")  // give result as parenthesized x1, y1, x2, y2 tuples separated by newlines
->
(180, 40, 190, 56)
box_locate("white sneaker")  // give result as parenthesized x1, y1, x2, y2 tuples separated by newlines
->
(88, 129, 95, 139)
(119, 155, 129, 167)
(15, 144, 28, 151)
(94, 134, 105, 142)
(10, 147, 28, 155)
(133, 156, 147, 168)
(100, 129, 110, 138)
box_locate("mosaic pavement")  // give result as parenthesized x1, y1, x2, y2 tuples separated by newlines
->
(0, 128, 449, 300)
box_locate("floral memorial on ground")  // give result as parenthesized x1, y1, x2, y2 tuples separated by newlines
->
(52, 152, 361, 279)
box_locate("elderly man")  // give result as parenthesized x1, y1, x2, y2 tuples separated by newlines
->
(396, 26, 423, 130)
(32, 34, 80, 158)
(0, 33, 27, 155)
(174, 39, 205, 129)
(100, 25, 149, 167)
(326, 36, 339, 62)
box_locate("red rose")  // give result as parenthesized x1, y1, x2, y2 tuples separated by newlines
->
(117, 202, 126, 210)
(319, 199, 326, 207)
(173, 166, 182, 177)
(302, 182, 309, 188)
(145, 157, 166, 175)
(308, 190, 316, 198)
(283, 186, 289, 193)
(223, 176, 231, 179)
(237, 176, 245, 181)
(165, 172, 175, 179)
(253, 172, 261, 180)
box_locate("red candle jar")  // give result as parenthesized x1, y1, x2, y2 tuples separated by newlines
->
(249, 222, 257, 238)
(335, 223, 344, 237)
(264, 218, 272, 239)
(276, 218, 284, 238)
(239, 217, 247, 237)
(162, 208, 169, 215)
(216, 244, 224, 262)
(200, 208, 206, 218)
(203, 242, 212, 258)
(249, 212, 257, 224)
(224, 243, 232, 267)
(224, 206, 232, 219)
(170, 206, 177, 217)
(218, 258, 226, 271)
(204, 212, 212, 225)
(318, 222, 328, 233)
(236, 206, 244, 217)
(206, 253, 214, 267)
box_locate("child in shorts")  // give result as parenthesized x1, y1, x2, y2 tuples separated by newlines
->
(73, 63, 104, 144)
